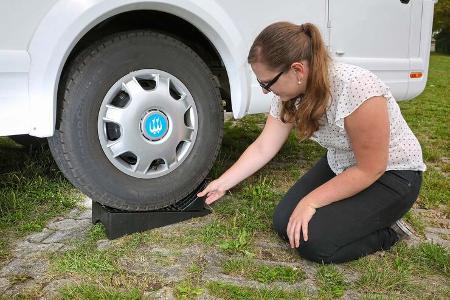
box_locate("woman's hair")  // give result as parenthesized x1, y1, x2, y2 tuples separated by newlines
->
(248, 22, 331, 140)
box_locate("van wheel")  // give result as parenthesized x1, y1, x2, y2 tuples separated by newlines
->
(48, 31, 223, 211)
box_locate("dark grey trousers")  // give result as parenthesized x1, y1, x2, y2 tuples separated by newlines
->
(272, 156, 422, 264)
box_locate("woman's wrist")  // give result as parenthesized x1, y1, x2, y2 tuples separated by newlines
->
(301, 195, 319, 209)
(216, 175, 233, 192)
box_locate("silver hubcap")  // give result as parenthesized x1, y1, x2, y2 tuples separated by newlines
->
(97, 69, 198, 179)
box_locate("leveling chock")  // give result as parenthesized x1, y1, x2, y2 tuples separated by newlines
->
(92, 180, 211, 239)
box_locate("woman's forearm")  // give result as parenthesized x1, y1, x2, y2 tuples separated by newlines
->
(218, 140, 276, 191)
(303, 165, 384, 209)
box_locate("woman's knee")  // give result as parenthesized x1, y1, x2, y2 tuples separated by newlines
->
(296, 238, 336, 264)
(272, 204, 289, 240)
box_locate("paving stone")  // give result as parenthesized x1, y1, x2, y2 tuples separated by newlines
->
(47, 218, 78, 230)
(197, 291, 221, 300)
(3, 279, 41, 299)
(425, 232, 450, 248)
(254, 239, 290, 250)
(96, 239, 113, 250)
(0, 277, 10, 292)
(120, 255, 186, 283)
(41, 278, 74, 299)
(25, 228, 54, 243)
(202, 251, 317, 293)
(202, 270, 314, 293)
(159, 217, 212, 233)
(119, 245, 205, 284)
(14, 241, 64, 258)
(343, 290, 361, 300)
(66, 208, 82, 219)
(204, 250, 316, 277)
(149, 286, 175, 300)
(59, 244, 78, 252)
(47, 219, 81, 231)
(76, 209, 92, 220)
(0, 258, 48, 279)
(41, 227, 89, 244)
(81, 197, 92, 209)
(426, 227, 450, 235)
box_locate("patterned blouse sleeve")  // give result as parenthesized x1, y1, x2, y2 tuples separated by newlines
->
(334, 69, 391, 130)
(269, 95, 282, 121)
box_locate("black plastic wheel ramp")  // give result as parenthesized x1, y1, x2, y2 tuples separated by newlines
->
(92, 180, 211, 239)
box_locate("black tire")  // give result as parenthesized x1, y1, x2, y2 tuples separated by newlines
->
(48, 31, 223, 211)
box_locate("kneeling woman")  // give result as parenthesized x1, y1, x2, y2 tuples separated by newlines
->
(198, 22, 425, 264)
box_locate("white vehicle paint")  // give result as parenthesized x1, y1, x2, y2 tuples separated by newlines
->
(0, 0, 438, 211)
(0, 0, 436, 138)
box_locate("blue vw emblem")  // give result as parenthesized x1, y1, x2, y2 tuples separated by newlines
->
(141, 111, 169, 141)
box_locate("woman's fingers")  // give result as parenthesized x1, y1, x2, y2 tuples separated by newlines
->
(205, 193, 217, 204)
(287, 220, 296, 248)
(197, 182, 215, 197)
(287, 220, 306, 248)
(287, 221, 292, 247)
(294, 223, 302, 248)
(197, 180, 227, 204)
(197, 187, 209, 197)
(204, 190, 226, 205)
(302, 221, 309, 242)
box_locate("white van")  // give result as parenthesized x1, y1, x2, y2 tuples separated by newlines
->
(0, 0, 436, 210)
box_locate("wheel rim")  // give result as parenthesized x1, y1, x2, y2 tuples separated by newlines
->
(97, 69, 198, 179)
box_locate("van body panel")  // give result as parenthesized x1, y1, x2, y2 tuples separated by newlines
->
(0, 0, 436, 137)
(2, 0, 248, 137)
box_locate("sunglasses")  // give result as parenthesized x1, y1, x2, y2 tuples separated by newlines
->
(257, 71, 284, 92)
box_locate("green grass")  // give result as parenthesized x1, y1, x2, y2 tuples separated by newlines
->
(199, 176, 282, 256)
(402, 210, 426, 236)
(1, 55, 449, 299)
(222, 258, 306, 284)
(409, 242, 450, 278)
(399, 53, 450, 210)
(206, 281, 307, 300)
(352, 253, 415, 295)
(174, 281, 205, 299)
(50, 225, 118, 276)
(0, 139, 81, 261)
(315, 265, 348, 298)
(58, 284, 142, 300)
(419, 167, 450, 209)
(349, 241, 450, 298)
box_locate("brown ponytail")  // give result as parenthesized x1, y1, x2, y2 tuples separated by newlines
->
(248, 22, 331, 140)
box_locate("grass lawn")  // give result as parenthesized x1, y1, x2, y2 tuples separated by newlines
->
(0, 53, 449, 299)
(0, 140, 82, 261)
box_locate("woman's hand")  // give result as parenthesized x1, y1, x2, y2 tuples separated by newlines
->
(197, 179, 228, 205)
(287, 200, 317, 248)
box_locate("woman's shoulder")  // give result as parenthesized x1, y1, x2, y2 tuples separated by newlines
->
(329, 61, 374, 84)
(326, 61, 391, 129)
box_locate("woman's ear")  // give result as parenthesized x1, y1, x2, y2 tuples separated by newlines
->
(291, 62, 305, 80)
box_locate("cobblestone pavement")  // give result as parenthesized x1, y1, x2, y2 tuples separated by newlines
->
(0, 197, 449, 299)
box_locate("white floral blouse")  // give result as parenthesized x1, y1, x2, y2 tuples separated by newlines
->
(269, 62, 427, 175)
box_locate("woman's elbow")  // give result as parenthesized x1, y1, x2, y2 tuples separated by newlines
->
(370, 161, 388, 180)
(358, 160, 388, 181)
